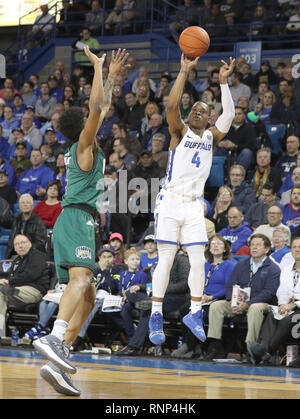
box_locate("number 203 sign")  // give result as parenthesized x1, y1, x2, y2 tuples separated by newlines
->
(234, 41, 262, 71)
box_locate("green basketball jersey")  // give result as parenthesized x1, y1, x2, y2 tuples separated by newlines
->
(62, 142, 105, 210)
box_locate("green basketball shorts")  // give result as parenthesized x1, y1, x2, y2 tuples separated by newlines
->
(53, 207, 96, 283)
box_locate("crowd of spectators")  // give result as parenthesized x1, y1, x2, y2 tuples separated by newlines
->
(2, 0, 300, 364)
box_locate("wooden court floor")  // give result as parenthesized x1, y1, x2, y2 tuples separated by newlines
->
(1, 348, 300, 399)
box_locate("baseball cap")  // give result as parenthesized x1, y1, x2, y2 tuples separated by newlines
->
(45, 127, 56, 134)
(25, 105, 34, 110)
(143, 234, 155, 244)
(262, 60, 270, 66)
(16, 141, 27, 149)
(140, 150, 152, 157)
(109, 232, 124, 243)
(0, 169, 8, 176)
(97, 244, 116, 256)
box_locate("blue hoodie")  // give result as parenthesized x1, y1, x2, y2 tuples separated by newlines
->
(16, 163, 54, 195)
(219, 221, 252, 254)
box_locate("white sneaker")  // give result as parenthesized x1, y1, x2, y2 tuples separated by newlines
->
(40, 362, 81, 397)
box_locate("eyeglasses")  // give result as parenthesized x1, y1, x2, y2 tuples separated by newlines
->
(14, 241, 28, 247)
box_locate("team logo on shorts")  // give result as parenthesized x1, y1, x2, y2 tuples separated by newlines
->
(75, 246, 92, 259)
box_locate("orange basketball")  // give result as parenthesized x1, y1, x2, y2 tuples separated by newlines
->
(179, 26, 210, 58)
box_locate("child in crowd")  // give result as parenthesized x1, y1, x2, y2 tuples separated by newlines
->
(109, 232, 125, 264)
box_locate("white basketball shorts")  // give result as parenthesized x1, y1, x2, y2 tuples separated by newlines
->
(154, 191, 208, 247)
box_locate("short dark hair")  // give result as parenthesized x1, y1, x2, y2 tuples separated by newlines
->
(46, 179, 62, 194)
(249, 233, 272, 254)
(262, 182, 276, 194)
(205, 235, 232, 263)
(58, 107, 84, 143)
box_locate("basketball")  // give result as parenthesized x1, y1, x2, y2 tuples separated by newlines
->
(179, 26, 210, 58)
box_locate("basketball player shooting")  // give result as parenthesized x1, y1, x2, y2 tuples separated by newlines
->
(149, 54, 235, 345)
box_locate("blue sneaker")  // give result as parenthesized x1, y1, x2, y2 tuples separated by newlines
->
(149, 312, 165, 345)
(182, 310, 206, 342)
(24, 324, 43, 342)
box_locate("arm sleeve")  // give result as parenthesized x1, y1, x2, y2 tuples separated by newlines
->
(215, 83, 235, 134)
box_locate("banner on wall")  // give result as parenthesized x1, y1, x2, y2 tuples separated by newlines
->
(234, 41, 262, 71)
(0, 0, 59, 26)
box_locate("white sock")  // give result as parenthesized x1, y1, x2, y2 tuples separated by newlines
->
(151, 301, 163, 315)
(191, 300, 202, 314)
(51, 319, 68, 342)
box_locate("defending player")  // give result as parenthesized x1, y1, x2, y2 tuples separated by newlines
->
(149, 54, 235, 345)
(33, 47, 128, 396)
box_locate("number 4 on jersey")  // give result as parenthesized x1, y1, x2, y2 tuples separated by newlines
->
(192, 151, 201, 168)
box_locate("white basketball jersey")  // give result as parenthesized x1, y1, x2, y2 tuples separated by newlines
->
(162, 127, 213, 199)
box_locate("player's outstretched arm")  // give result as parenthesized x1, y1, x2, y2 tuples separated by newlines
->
(167, 54, 199, 148)
(78, 46, 106, 155)
(210, 57, 235, 145)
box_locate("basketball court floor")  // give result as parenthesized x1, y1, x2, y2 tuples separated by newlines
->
(1, 348, 300, 399)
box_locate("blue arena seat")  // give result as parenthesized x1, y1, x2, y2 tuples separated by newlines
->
(266, 124, 286, 155)
(206, 156, 227, 188)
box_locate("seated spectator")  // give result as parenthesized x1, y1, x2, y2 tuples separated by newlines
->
(8, 128, 32, 161)
(248, 236, 300, 366)
(105, 0, 136, 35)
(47, 75, 64, 104)
(108, 232, 125, 265)
(151, 133, 168, 170)
(73, 244, 123, 350)
(227, 164, 256, 214)
(202, 3, 227, 38)
(205, 234, 280, 360)
(40, 111, 68, 144)
(44, 128, 66, 159)
(282, 188, 300, 235)
(18, 114, 43, 149)
(154, 74, 172, 103)
(249, 81, 268, 111)
(0, 77, 20, 100)
(97, 104, 119, 142)
(112, 137, 137, 171)
(286, 4, 300, 34)
(253, 60, 278, 90)
(237, 96, 250, 114)
(131, 66, 156, 95)
(141, 113, 170, 152)
(85, 0, 107, 35)
(54, 152, 66, 196)
(30, 4, 55, 47)
(135, 77, 154, 106)
(219, 206, 252, 254)
(229, 72, 251, 106)
(35, 82, 57, 123)
(16, 149, 54, 198)
(123, 91, 146, 135)
(108, 151, 127, 173)
(280, 165, 300, 206)
(34, 180, 62, 229)
(0, 169, 18, 211)
(211, 186, 234, 232)
(139, 235, 158, 280)
(275, 136, 299, 181)
(240, 63, 255, 89)
(214, 107, 256, 171)
(105, 121, 142, 159)
(73, 28, 101, 77)
(245, 111, 272, 150)
(180, 92, 193, 123)
(245, 183, 278, 229)
(1, 106, 19, 140)
(0, 234, 50, 338)
(254, 205, 291, 245)
(220, 0, 243, 22)
(168, 0, 200, 43)
(171, 236, 236, 359)
(3, 87, 15, 107)
(0, 152, 17, 187)
(13, 94, 27, 121)
(116, 246, 190, 356)
(0, 193, 47, 258)
(23, 106, 42, 129)
(119, 248, 148, 341)
(271, 85, 300, 125)
(247, 148, 282, 198)
(28, 74, 41, 98)
(140, 102, 161, 138)
(21, 81, 37, 108)
(40, 144, 55, 171)
(0, 125, 10, 160)
(270, 226, 291, 265)
(57, 0, 81, 35)
(259, 90, 276, 125)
